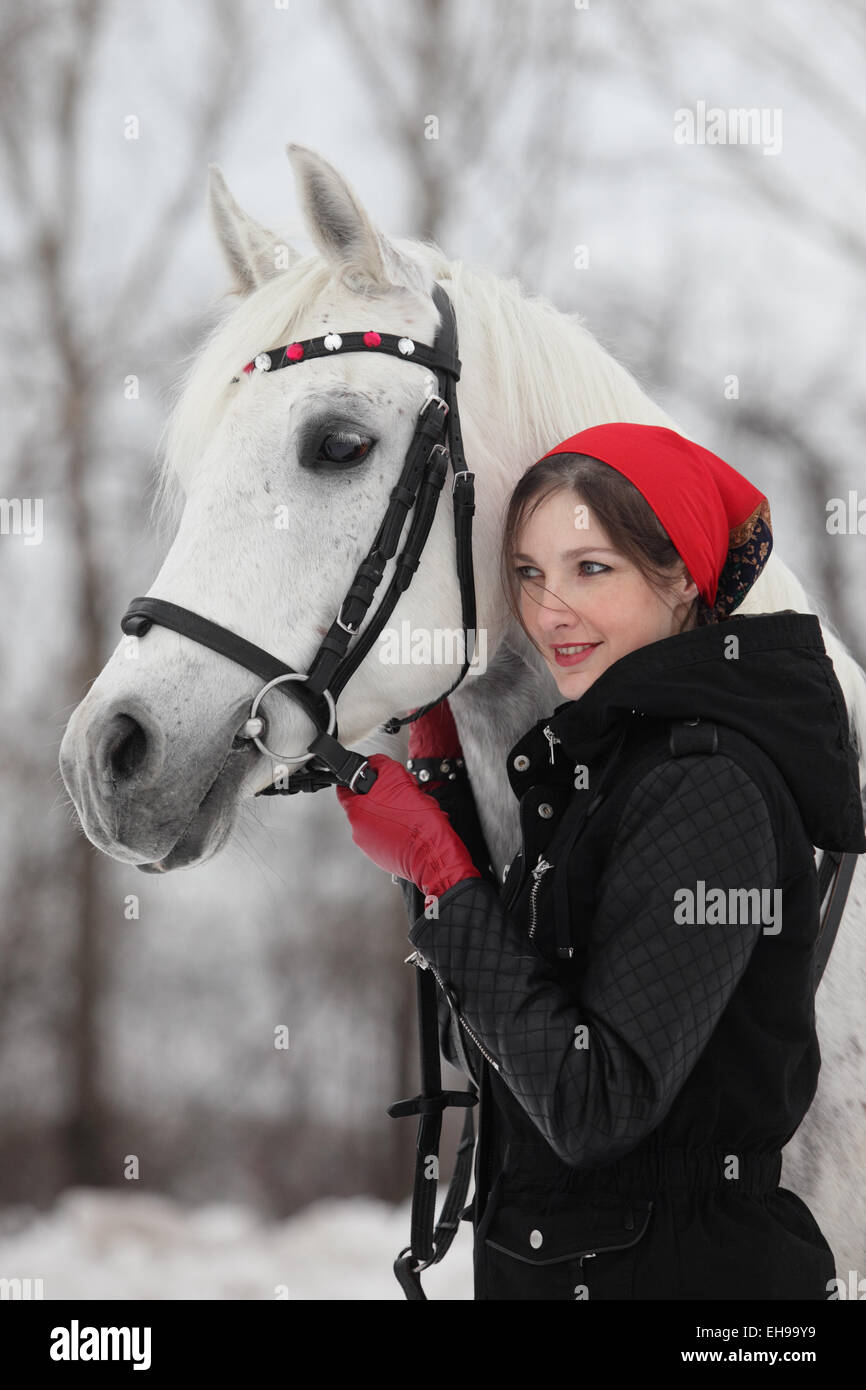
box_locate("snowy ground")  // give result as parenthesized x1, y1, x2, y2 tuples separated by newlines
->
(0, 1189, 474, 1300)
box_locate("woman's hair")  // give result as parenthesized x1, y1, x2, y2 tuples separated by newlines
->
(499, 453, 704, 655)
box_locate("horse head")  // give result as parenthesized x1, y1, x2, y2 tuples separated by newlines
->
(59, 144, 509, 869)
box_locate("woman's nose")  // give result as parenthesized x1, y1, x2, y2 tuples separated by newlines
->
(534, 591, 579, 626)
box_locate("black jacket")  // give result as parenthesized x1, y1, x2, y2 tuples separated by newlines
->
(404, 610, 866, 1300)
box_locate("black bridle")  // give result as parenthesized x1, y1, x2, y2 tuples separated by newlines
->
(120, 283, 477, 796)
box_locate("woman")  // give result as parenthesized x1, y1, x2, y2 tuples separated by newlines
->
(336, 422, 866, 1300)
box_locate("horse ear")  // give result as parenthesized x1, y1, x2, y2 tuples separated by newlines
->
(207, 164, 300, 294)
(286, 142, 428, 297)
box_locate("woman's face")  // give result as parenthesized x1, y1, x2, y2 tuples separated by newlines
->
(514, 489, 699, 697)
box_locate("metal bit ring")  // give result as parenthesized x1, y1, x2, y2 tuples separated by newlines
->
(245, 673, 336, 764)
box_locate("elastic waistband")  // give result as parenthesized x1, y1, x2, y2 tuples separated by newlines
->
(504, 1144, 783, 1197)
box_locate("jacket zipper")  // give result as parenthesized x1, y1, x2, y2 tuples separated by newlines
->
(542, 725, 561, 765)
(405, 949, 501, 1073)
(528, 854, 553, 939)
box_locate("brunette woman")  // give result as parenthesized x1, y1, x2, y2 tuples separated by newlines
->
(337, 422, 866, 1300)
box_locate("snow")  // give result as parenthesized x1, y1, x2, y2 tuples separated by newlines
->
(0, 1189, 474, 1300)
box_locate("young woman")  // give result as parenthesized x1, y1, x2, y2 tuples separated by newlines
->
(336, 421, 866, 1301)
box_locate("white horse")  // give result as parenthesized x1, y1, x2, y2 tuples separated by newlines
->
(59, 143, 866, 1282)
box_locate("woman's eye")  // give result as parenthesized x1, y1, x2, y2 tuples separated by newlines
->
(515, 561, 609, 579)
(316, 430, 373, 465)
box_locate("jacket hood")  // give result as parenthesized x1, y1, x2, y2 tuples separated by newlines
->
(538, 610, 866, 854)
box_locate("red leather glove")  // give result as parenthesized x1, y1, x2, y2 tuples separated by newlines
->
(407, 699, 462, 792)
(335, 753, 480, 900)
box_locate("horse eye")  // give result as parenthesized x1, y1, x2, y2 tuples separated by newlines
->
(316, 430, 373, 466)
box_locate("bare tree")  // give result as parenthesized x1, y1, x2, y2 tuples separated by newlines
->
(606, 0, 866, 652)
(0, 0, 250, 1189)
(329, 0, 605, 281)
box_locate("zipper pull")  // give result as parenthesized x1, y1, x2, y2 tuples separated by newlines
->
(531, 854, 553, 880)
(404, 949, 428, 968)
(542, 725, 561, 765)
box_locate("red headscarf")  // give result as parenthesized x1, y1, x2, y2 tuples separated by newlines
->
(535, 423, 772, 623)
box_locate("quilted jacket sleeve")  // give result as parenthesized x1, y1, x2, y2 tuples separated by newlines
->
(406, 754, 778, 1168)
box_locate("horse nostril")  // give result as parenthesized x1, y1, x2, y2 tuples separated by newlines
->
(106, 714, 149, 783)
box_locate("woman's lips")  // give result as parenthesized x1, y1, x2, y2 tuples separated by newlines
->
(552, 642, 601, 668)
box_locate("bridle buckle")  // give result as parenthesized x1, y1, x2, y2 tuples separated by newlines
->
(347, 759, 371, 792)
(421, 392, 449, 421)
(335, 604, 358, 635)
(452, 466, 474, 497)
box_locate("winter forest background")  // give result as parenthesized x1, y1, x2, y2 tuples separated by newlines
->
(1, 0, 864, 1298)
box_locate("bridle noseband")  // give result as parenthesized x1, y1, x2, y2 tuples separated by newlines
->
(120, 283, 477, 796)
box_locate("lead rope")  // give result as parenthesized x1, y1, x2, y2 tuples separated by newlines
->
(388, 878, 479, 1301)
(387, 756, 496, 1299)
